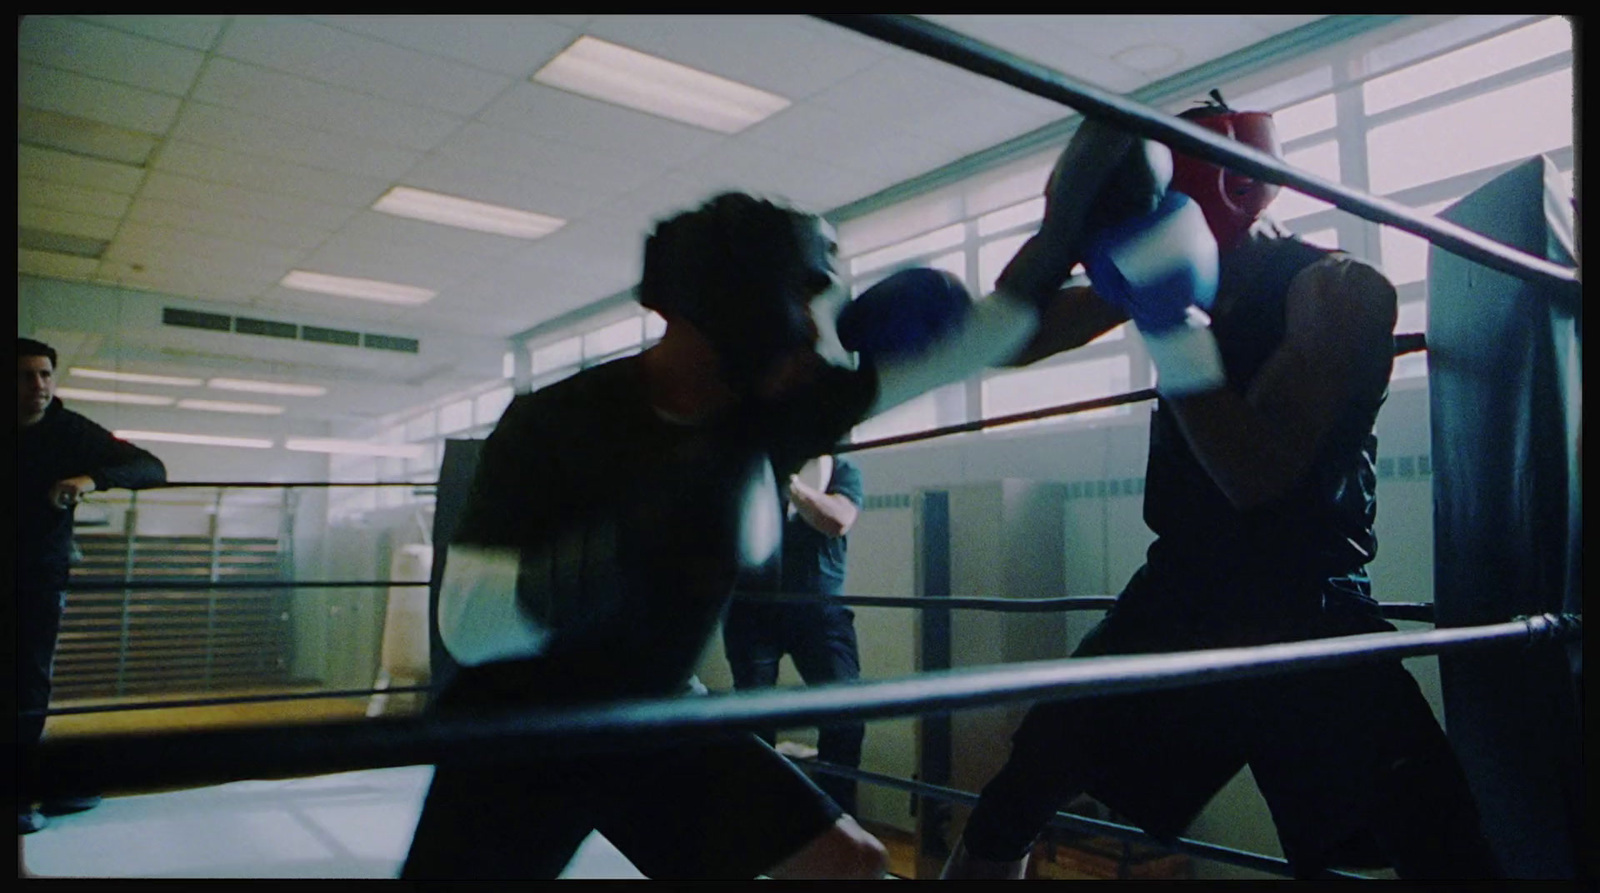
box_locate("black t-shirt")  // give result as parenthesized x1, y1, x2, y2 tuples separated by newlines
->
(449, 354, 876, 701)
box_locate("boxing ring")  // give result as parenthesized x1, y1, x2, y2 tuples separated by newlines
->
(26, 14, 1580, 881)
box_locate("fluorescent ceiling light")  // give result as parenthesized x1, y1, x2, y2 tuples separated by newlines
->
(374, 186, 566, 239)
(533, 36, 791, 134)
(55, 387, 175, 406)
(70, 368, 204, 387)
(177, 399, 285, 416)
(280, 271, 436, 306)
(115, 430, 274, 449)
(208, 378, 328, 397)
(285, 438, 428, 459)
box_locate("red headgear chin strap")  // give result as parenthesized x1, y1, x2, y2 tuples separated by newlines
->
(1170, 91, 1283, 251)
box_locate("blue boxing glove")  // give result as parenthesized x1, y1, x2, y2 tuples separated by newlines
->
(996, 120, 1173, 308)
(1084, 191, 1226, 396)
(837, 267, 972, 361)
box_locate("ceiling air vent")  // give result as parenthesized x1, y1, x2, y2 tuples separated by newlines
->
(234, 316, 298, 339)
(162, 307, 232, 332)
(161, 307, 420, 354)
(363, 333, 420, 354)
(301, 325, 361, 347)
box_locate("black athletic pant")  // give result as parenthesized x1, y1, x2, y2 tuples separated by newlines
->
(15, 587, 65, 812)
(723, 599, 866, 817)
(961, 583, 1500, 879)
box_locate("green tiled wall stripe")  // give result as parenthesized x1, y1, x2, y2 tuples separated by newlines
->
(857, 455, 1430, 510)
(863, 493, 914, 511)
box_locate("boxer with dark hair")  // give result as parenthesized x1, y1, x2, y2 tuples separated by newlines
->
(944, 93, 1497, 880)
(403, 114, 1167, 879)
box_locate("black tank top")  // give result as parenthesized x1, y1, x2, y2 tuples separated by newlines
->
(1141, 233, 1384, 615)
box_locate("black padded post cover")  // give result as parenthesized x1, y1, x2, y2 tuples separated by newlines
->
(1427, 154, 1582, 878)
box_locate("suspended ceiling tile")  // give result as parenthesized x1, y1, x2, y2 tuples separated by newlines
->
(150, 140, 392, 207)
(912, 93, 1069, 156)
(332, 206, 566, 264)
(953, 67, 1089, 123)
(17, 12, 1402, 433)
(17, 177, 134, 220)
(256, 283, 442, 325)
(107, 223, 305, 276)
(125, 199, 336, 252)
(17, 107, 162, 167)
(17, 206, 121, 242)
(582, 14, 887, 102)
(217, 15, 514, 116)
(429, 122, 667, 196)
(110, 264, 279, 304)
(18, 16, 208, 96)
(669, 140, 881, 214)
(504, 218, 649, 292)
(192, 58, 468, 153)
(476, 82, 724, 166)
(168, 102, 424, 180)
(19, 63, 185, 135)
(736, 102, 957, 180)
(1240, 15, 1328, 38)
(921, 14, 1114, 72)
(18, 145, 146, 194)
(19, 249, 101, 281)
(138, 171, 360, 232)
(73, 14, 228, 51)
(309, 212, 533, 271)
(399, 154, 610, 223)
(1063, 15, 1275, 76)
(306, 15, 580, 77)
(288, 249, 481, 296)
(497, 254, 635, 306)
(806, 56, 992, 135)
(598, 173, 736, 227)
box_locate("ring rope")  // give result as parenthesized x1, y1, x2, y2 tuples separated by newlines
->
(59, 577, 1438, 623)
(811, 15, 1580, 305)
(118, 480, 432, 489)
(839, 334, 1424, 455)
(68, 579, 429, 592)
(30, 597, 1437, 718)
(733, 591, 1438, 623)
(80, 337, 1429, 502)
(30, 685, 436, 719)
(36, 614, 1578, 793)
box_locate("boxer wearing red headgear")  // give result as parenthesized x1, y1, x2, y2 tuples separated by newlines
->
(1170, 90, 1284, 252)
(946, 95, 1498, 881)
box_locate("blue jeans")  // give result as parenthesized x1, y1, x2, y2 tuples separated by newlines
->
(722, 599, 865, 817)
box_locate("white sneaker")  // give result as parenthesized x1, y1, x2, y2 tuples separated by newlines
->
(774, 740, 819, 760)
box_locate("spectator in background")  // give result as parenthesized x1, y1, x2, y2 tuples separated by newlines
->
(723, 453, 868, 817)
(16, 338, 168, 835)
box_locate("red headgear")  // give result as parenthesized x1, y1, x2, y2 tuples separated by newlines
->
(1170, 92, 1283, 251)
